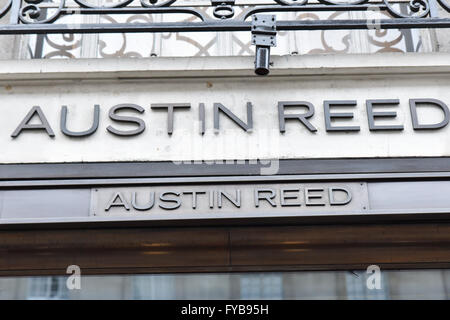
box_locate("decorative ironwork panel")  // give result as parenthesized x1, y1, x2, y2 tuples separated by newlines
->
(0, 0, 448, 73)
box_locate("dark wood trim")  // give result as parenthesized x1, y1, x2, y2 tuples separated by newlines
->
(1, 222, 450, 276)
(2, 157, 450, 180)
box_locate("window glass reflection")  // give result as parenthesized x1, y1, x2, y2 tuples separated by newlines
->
(0, 269, 449, 300)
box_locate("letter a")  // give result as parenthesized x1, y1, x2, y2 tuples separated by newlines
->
(11, 106, 55, 138)
(366, 265, 382, 290)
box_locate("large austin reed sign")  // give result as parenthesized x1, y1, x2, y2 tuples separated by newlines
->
(9, 99, 450, 138)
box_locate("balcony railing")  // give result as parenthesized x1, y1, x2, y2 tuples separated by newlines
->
(0, 0, 449, 74)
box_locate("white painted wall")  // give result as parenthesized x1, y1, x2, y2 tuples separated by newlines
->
(0, 53, 449, 164)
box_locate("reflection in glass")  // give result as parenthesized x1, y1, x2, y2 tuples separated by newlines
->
(1, 269, 449, 300)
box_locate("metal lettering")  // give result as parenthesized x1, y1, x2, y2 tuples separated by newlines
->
(131, 191, 155, 211)
(410, 98, 450, 130)
(209, 190, 215, 208)
(183, 191, 206, 209)
(105, 192, 130, 211)
(107, 104, 145, 136)
(305, 188, 326, 206)
(11, 106, 55, 138)
(217, 190, 241, 208)
(280, 188, 301, 206)
(324, 100, 360, 132)
(199, 103, 206, 135)
(329, 187, 352, 205)
(278, 101, 317, 133)
(366, 99, 404, 131)
(254, 188, 277, 207)
(213, 102, 253, 132)
(159, 191, 181, 210)
(61, 105, 100, 137)
(151, 103, 191, 135)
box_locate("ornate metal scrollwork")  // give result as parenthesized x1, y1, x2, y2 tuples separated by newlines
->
(0, 0, 12, 19)
(437, 0, 450, 12)
(274, 0, 309, 6)
(8, 0, 449, 25)
(382, 0, 430, 19)
(139, 0, 208, 21)
(0, 0, 448, 75)
(317, 0, 369, 5)
(140, 0, 177, 8)
(19, 0, 66, 24)
(211, 0, 235, 20)
(73, 0, 135, 9)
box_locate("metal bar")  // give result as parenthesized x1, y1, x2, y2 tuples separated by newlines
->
(3, 158, 450, 181)
(8, 0, 21, 25)
(429, 0, 441, 18)
(399, 2, 415, 52)
(2, 171, 450, 188)
(277, 18, 450, 30)
(0, 18, 449, 35)
(63, 4, 390, 15)
(2, 208, 450, 227)
(0, 21, 250, 34)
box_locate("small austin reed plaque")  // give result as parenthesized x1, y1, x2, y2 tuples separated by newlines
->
(91, 182, 368, 220)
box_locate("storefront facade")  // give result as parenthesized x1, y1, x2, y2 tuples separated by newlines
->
(0, 0, 450, 299)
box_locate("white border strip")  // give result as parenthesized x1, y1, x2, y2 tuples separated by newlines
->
(0, 53, 449, 81)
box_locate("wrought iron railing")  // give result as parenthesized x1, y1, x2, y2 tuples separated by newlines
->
(0, 0, 449, 74)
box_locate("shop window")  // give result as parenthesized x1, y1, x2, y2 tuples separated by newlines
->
(27, 277, 68, 300)
(239, 273, 283, 299)
(132, 275, 176, 299)
(0, 269, 447, 299)
(344, 271, 390, 300)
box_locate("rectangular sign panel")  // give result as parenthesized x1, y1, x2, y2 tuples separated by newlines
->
(90, 182, 368, 220)
(2, 179, 450, 225)
(0, 72, 449, 163)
